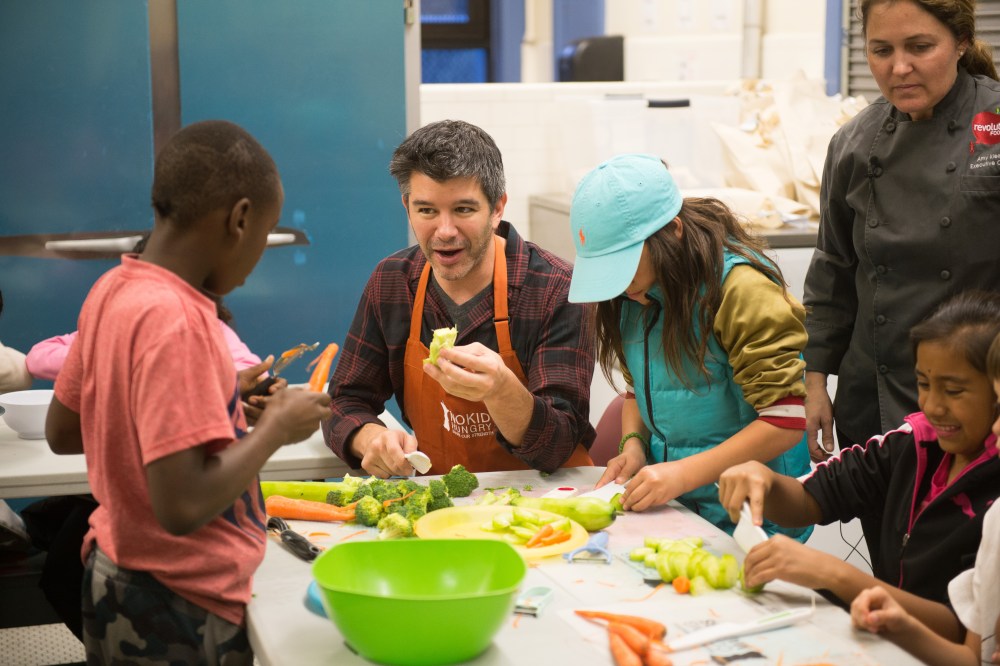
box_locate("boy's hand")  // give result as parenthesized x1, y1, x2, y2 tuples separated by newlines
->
(718, 460, 774, 526)
(257, 387, 331, 446)
(851, 586, 909, 635)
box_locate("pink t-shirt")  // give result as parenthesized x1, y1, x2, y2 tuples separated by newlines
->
(55, 256, 265, 625)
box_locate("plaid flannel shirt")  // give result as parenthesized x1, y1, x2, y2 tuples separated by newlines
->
(323, 222, 596, 473)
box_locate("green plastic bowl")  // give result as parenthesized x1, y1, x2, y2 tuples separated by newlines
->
(311, 539, 526, 665)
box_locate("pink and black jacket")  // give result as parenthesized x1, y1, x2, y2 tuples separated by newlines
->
(803, 412, 1000, 604)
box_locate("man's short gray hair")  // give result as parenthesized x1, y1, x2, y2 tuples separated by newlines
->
(388, 120, 506, 210)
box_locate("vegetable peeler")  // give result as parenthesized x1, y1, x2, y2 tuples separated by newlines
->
(267, 516, 323, 562)
(243, 342, 319, 399)
(563, 530, 612, 564)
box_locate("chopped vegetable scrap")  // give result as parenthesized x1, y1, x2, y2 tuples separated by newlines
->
(628, 536, 740, 594)
(423, 326, 457, 366)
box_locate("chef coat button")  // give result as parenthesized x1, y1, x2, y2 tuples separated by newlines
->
(878, 364, 889, 374)
(876, 314, 886, 325)
(940, 269, 952, 280)
(946, 161, 957, 172)
(877, 265, 887, 275)
(948, 119, 959, 132)
(872, 165, 884, 177)
(868, 217, 879, 228)
(884, 120, 896, 133)
(940, 216, 952, 228)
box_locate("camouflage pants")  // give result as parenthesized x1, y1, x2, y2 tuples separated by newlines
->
(81, 546, 252, 666)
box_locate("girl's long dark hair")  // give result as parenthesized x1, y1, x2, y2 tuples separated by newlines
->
(594, 197, 801, 391)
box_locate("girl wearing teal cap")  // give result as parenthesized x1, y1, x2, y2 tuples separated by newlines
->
(569, 153, 811, 538)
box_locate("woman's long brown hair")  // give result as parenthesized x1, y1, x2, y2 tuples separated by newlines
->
(594, 197, 802, 392)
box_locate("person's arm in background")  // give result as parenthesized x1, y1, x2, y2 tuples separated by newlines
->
(24, 332, 76, 381)
(0, 341, 32, 392)
(803, 129, 860, 461)
(621, 267, 808, 511)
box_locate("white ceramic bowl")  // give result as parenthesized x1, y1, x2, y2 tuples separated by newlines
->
(0, 389, 53, 440)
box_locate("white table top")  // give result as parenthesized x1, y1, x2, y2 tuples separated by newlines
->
(0, 411, 408, 499)
(248, 467, 921, 666)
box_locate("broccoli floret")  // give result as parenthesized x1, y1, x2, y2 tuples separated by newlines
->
(354, 495, 385, 527)
(377, 513, 414, 540)
(395, 478, 422, 495)
(388, 487, 431, 521)
(326, 489, 356, 506)
(349, 484, 374, 503)
(427, 479, 454, 512)
(369, 479, 403, 504)
(443, 464, 479, 498)
(311, 475, 364, 506)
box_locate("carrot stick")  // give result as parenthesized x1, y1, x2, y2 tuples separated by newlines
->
(525, 523, 555, 548)
(672, 576, 691, 595)
(535, 530, 572, 547)
(265, 495, 356, 522)
(307, 343, 339, 392)
(382, 489, 417, 508)
(608, 630, 643, 666)
(575, 610, 667, 641)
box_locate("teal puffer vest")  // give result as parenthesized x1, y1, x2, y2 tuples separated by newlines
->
(621, 250, 811, 540)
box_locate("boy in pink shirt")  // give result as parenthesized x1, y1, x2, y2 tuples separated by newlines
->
(46, 120, 331, 664)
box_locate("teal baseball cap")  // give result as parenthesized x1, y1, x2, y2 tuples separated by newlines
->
(568, 153, 682, 303)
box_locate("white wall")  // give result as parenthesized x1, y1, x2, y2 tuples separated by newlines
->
(602, 0, 827, 82)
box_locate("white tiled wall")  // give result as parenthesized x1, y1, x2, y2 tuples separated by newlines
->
(420, 80, 738, 236)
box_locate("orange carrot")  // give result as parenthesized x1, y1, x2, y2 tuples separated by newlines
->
(672, 576, 691, 595)
(525, 523, 555, 548)
(608, 622, 651, 658)
(575, 610, 667, 641)
(535, 530, 572, 547)
(608, 623, 674, 665)
(608, 630, 643, 666)
(645, 645, 674, 666)
(382, 489, 417, 508)
(307, 343, 339, 392)
(265, 495, 356, 522)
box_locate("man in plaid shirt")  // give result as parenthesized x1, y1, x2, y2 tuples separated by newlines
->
(323, 120, 596, 477)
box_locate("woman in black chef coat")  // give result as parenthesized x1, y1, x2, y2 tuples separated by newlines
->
(804, 0, 1000, 467)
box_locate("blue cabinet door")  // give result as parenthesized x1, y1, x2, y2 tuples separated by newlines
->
(0, 1, 155, 353)
(177, 1, 409, 386)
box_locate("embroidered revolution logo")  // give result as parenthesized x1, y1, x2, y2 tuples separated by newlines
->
(971, 110, 1000, 146)
(439, 402, 495, 439)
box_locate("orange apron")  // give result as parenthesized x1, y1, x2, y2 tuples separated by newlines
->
(402, 238, 593, 474)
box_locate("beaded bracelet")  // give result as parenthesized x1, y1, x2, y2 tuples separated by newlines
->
(618, 431, 649, 455)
